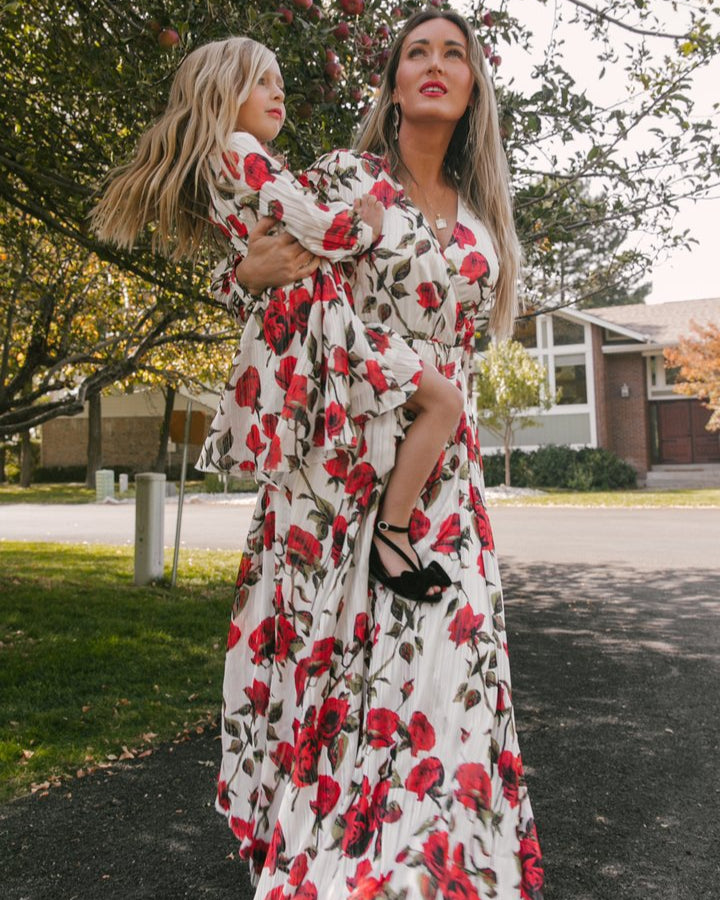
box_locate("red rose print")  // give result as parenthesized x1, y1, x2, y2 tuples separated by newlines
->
(235, 365, 261, 409)
(331, 516, 348, 567)
(265, 434, 282, 470)
(364, 359, 389, 394)
(452, 222, 476, 249)
(317, 696, 349, 745)
(409, 508, 431, 543)
(289, 285, 312, 336)
(261, 413, 278, 437)
(325, 401, 347, 439)
(286, 524, 322, 568)
(454, 762, 492, 813)
(330, 345, 350, 375)
(294, 658, 311, 705)
(282, 375, 308, 419)
(264, 294, 292, 355)
(496, 683, 509, 713)
(243, 679, 270, 716)
(310, 774, 341, 818)
(217, 778, 230, 811)
(447, 603, 485, 647)
(408, 711, 436, 756)
(263, 511, 275, 551)
(274, 356, 297, 391)
(229, 815, 254, 842)
(520, 822, 544, 900)
(265, 821, 285, 875)
(353, 612, 369, 645)
(244, 152, 276, 190)
(459, 251, 489, 284)
(295, 884, 318, 900)
(406, 757, 444, 799)
(288, 852, 308, 886)
(270, 741, 294, 776)
(422, 830, 449, 882)
(323, 210, 358, 251)
(309, 636, 335, 676)
(221, 150, 241, 180)
(246, 424, 266, 458)
(442, 864, 480, 900)
(293, 723, 319, 786)
(369, 179, 397, 208)
(416, 282, 441, 310)
(226, 214, 249, 240)
(236, 554, 253, 587)
(431, 513, 462, 555)
(366, 707, 399, 748)
(340, 780, 374, 858)
(226, 620, 242, 650)
(324, 451, 350, 481)
(498, 750, 524, 808)
(365, 327, 391, 353)
(344, 461, 376, 496)
(275, 614, 298, 663)
(248, 616, 275, 664)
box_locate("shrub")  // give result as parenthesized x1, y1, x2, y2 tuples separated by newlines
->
(480, 445, 637, 491)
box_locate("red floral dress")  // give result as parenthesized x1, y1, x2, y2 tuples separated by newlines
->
(207, 148, 544, 900)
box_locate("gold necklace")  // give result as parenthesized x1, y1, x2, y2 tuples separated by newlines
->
(401, 165, 451, 231)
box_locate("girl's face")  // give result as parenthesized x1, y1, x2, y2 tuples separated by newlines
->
(235, 59, 286, 141)
(392, 18, 475, 129)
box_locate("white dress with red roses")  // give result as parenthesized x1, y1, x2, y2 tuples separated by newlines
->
(197, 132, 423, 483)
(210, 150, 545, 900)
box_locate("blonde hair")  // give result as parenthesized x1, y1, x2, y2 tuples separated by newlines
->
(91, 37, 275, 260)
(355, 8, 520, 338)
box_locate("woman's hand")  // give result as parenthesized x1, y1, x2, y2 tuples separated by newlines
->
(235, 216, 320, 292)
(354, 193, 384, 241)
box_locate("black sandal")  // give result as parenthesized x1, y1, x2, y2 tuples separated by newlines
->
(369, 520, 451, 603)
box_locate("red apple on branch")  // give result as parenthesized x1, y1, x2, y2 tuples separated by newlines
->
(157, 28, 180, 48)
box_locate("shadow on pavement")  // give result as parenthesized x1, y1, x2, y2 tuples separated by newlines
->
(1, 562, 718, 899)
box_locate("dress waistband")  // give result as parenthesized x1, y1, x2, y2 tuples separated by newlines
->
(408, 339, 465, 380)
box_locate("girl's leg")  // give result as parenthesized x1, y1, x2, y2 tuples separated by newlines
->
(373, 364, 464, 594)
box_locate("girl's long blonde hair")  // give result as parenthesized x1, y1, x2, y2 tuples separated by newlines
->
(355, 8, 520, 338)
(91, 37, 275, 260)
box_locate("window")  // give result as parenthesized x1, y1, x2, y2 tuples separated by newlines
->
(554, 354, 588, 405)
(665, 364, 680, 385)
(552, 317, 585, 345)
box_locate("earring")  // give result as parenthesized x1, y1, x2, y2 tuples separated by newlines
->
(392, 104, 400, 141)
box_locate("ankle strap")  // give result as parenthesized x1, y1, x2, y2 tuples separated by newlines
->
(376, 520, 409, 534)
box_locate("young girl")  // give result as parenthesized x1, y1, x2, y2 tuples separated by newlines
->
(91, 36, 462, 601)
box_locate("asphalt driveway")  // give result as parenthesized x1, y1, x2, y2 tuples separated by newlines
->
(2, 503, 719, 899)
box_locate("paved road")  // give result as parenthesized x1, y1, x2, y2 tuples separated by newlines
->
(2, 498, 718, 570)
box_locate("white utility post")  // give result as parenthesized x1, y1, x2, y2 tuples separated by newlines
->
(134, 472, 165, 585)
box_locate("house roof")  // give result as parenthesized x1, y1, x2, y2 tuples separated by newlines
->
(578, 297, 720, 346)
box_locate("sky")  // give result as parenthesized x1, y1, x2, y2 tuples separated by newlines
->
(466, 0, 719, 304)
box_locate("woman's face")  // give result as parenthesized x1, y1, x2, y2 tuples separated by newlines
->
(392, 18, 475, 129)
(235, 59, 286, 141)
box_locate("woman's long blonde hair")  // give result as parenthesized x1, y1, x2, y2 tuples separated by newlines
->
(91, 37, 275, 260)
(355, 8, 520, 338)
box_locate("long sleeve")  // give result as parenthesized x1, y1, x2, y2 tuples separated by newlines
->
(214, 132, 376, 262)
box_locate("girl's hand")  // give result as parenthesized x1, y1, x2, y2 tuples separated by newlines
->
(354, 194, 384, 241)
(235, 216, 320, 292)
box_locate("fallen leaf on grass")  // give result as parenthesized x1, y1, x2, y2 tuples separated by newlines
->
(137, 750, 153, 759)
(21, 749, 35, 760)
(142, 732, 158, 742)
(118, 746, 135, 760)
(82, 705, 91, 713)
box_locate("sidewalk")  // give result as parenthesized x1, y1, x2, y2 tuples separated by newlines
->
(2, 558, 718, 899)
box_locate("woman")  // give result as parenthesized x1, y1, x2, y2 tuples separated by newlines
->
(216, 9, 544, 899)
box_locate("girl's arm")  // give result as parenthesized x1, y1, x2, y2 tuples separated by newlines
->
(217, 132, 377, 263)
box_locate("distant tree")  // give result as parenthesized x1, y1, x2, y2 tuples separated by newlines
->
(475, 340, 554, 486)
(665, 322, 720, 430)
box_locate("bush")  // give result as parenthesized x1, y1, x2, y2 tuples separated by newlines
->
(480, 445, 637, 491)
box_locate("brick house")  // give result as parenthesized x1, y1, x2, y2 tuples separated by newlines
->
(475, 297, 720, 483)
(40, 388, 217, 476)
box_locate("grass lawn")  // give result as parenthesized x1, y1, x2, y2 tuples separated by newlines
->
(487, 488, 720, 507)
(0, 542, 240, 802)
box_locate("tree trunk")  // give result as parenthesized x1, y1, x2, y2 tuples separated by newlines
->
(154, 385, 175, 473)
(504, 427, 512, 487)
(85, 393, 102, 488)
(0, 445, 6, 483)
(20, 431, 33, 487)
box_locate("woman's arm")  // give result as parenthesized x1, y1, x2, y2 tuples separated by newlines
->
(218, 132, 377, 262)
